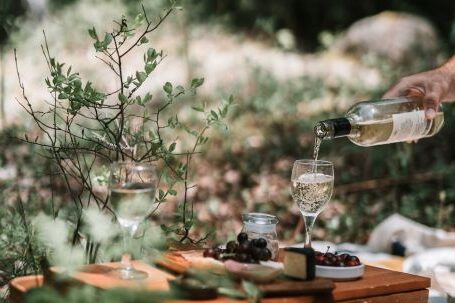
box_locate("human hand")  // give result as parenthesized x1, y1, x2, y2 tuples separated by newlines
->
(383, 65, 455, 119)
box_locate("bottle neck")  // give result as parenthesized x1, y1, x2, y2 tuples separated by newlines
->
(314, 117, 352, 139)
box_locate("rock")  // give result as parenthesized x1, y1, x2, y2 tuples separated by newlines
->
(335, 11, 441, 70)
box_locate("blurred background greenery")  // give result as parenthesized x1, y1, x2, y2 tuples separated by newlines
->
(1, 0, 455, 291)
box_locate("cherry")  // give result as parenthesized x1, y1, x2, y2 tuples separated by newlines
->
(346, 260, 359, 267)
(323, 258, 334, 266)
(325, 252, 335, 259)
(338, 253, 350, 261)
(314, 251, 361, 267)
(315, 255, 325, 265)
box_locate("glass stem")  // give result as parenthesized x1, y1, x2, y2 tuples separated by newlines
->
(303, 215, 317, 248)
(120, 223, 139, 271)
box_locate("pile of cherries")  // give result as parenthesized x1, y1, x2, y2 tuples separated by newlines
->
(315, 250, 361, 267)
(203, 232, 272, 264)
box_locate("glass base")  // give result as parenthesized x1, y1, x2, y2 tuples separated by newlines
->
(108, 267, 148, 280)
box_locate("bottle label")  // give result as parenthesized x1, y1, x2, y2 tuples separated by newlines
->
(388, 110, 427, 142)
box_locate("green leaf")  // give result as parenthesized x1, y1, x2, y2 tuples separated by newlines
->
(163, 172, 174, 184)
(140, 36, 149, 44)
(168, 115, 179, 128)
(136, 71, 147, 84)
(168, 189, 177, 196)
(191, 77, 204, 88)
(53, 75, 65, 85)
(103, 33, 113, 46)
(218, 288, 246, 299)
(88, 27, 98, 40)
(145, 63, 156, 74)
(159, 189, 166, 200)
(169, 142, 176, 152)
(163, 82, 173, 94)
(182, 125, 198, 137)
(58, 93, 68, 99)
(147, 48, 157, 60)
(198, 136, 208, 145)
(118, 93, 128, 104)
(94, 41, 103, 51)
(242, 281, 261, 303)
(210, 110, 219, 120)
(191, 106, 204, 112)
(175, 85, 184, 94)
(143, 93, 152, 104)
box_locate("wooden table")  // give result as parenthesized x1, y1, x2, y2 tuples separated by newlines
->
(332, 265, 429, 303)
(9, 263, 430, 303)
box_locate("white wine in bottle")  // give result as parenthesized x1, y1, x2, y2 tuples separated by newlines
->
(314, 97, 444, 146)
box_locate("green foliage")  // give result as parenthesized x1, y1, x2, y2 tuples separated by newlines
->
(11, 2, 233, 284)
(0, 0, 26, 44)
(0, 204, 42, 288)
(47, 0, 79, 11)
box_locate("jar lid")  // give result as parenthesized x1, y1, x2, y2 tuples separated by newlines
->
(242, 213, 279, 225)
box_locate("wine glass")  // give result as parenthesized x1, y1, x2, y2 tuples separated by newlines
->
(291, 160, 334, 247)
(108, 161, 158, 280)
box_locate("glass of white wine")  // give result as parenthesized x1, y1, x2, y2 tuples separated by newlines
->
(291, 160, 334, 247)
(108, 161, 158, 280)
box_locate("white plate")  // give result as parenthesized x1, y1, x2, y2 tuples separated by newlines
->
(224, 260, 283, 283)
(316, 264, 364, 281)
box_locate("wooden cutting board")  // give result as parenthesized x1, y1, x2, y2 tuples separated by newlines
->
(63, 261, 175, 291)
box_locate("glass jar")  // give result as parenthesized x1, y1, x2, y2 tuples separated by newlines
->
(241, 212, 279, 260)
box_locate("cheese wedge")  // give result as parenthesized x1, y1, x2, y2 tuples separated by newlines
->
(283, 247, 315, 280)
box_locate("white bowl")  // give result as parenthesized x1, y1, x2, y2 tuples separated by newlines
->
(316, 264, 365, 281)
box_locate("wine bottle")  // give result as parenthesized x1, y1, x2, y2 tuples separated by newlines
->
(314, 97, 444, 146)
